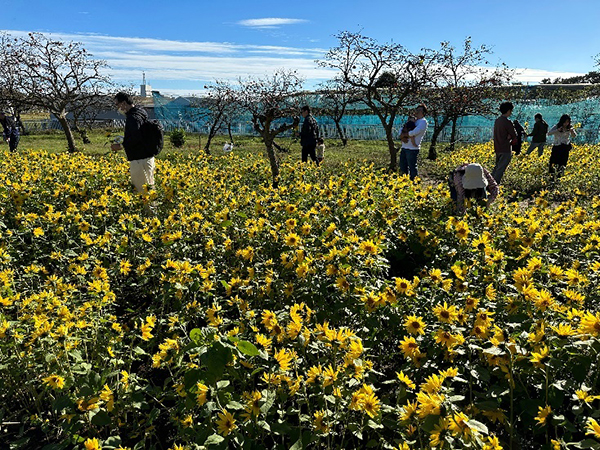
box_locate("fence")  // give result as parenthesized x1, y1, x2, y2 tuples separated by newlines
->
(22, 119, 600, 145)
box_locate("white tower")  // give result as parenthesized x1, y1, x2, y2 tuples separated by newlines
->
(140, 72, 152, 97)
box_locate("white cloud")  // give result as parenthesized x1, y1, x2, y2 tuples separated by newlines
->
(513, 68, 586, 83)
(237, 18, 308, 28)
(0, 29, 587, 92)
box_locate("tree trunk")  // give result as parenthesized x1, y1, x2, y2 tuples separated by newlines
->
(334, 119, 347, 146)
(264, 136, 280, 188)
(384, 124, 397, 172)
(428, 118, 451, 160)
(57, 115, 77, 153)
(227, 122, 234, 144)
(449, 118, 458, 151)
(204, 119, 221, 155)
(428, 129, 440, 161)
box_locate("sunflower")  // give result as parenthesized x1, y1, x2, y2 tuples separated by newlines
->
(586, 418, 600, 438)
(399, 336, 420, 357)
(42, 374, 65, 390)
(216, 409, 237, 436)
(433, 301, 459, 324)
(535, 405, 551, 426)
(396, 371, 416, 390)
(404, 315, 426, 335)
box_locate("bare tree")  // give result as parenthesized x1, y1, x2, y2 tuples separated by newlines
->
(193, 80, 238, 154)
(71, 94, 116, 143)
(422, 38, 512, 159)
(236, 69, 302, 187)
(320, 31, 439, 170)
(0, 32, 112, 152)
(317, 79, 360, 146)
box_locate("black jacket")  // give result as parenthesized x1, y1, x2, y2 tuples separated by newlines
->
(300, 114, 319, 147)
(123, 106, 151, 161)
(0, 116, 19, 139)
(529, 120, 548, 143)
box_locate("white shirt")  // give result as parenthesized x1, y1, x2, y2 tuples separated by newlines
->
(548, 125, 576, 146)
(404, 118, 427, 150)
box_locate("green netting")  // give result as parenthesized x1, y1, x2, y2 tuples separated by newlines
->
(153, 92, 600, 143)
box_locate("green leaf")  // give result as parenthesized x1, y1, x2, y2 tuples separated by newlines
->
(466, 419, 488, 434)
(217, 380, 230, 389)
(261, 391, 276, 414)
(289, 436, 303, 450)
(190, 328, 202, 344)
(573, 439, 600, 449)
(483, 346, 503, 356)
(221, 220, 233, 228)
(235, 340, 259, 357)
(367, 419, 383, 429)
(227, 401, 244, 410)
(91, 410, 111, 427)
(324, 395, 336, 404)
(204, 434, 225, 446)
(52, 396, 74, 412)
(103, 436, 122, 449)
(205, 341, 233, 383)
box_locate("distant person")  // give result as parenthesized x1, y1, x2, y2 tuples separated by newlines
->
(547, 114, 576, 176)
(512, 119, 526, 155)
(300, 105, 320, 164)
(449, 163, 499, 214)
(0, 111, 20, 152)
(525, 113, 549, 157)
(399, 104, 428, 180)
(492, 102, 517, 183)
(223, 142, 233, 153)
(316, 137, 325, 165)
(111, 92, 156, 194)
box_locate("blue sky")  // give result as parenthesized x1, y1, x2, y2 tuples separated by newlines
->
(2, 0, 599, 96)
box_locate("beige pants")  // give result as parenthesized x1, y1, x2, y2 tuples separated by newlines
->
(129, 157, 155, 193)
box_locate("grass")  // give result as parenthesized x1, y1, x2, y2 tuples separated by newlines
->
(15, 129, 396, 169)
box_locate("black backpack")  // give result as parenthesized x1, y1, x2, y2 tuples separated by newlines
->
(140, 119, 164, 157)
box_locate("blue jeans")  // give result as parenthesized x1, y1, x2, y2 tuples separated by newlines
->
(525, 142, 545, 157)
(399, 148, 419, 180)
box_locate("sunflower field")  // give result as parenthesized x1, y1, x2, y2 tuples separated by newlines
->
(1, 141, 600, 450)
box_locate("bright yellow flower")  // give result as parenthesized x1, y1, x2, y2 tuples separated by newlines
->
(313, 410, 329, 433)
(215, 409, 236, 436)
(404, 315, 425, 335)
(535, 405, 551, 426)
(84, 438, 100, 450)
(433, 301, 458, 324)
(196, 383, 209, 405)
(396, 371, 416, 390)
(42, 375, 65, 390)
(587, 418, 600, 438)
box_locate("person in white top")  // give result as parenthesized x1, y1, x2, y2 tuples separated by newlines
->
(399, 104, 428, 180)
(547, 114, 576, 176)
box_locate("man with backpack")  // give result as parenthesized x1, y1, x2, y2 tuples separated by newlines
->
(0, 111, 20, 152)
(300, 105, 320, 164)
(111, 92, 163, 193)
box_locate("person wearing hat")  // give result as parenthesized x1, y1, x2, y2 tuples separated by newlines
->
(0, 111, 20, 152)
(449, 163, 499, 214)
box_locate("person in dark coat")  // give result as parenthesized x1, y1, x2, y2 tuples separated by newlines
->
(0, 112, 20, 152)
(299, 105, 319, 164)
(111, 92, 156, 193)
(525, 113, 549, 157)
(512, 119, 526, 155)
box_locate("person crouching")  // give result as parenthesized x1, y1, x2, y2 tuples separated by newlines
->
(449, 163, 499, 214)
